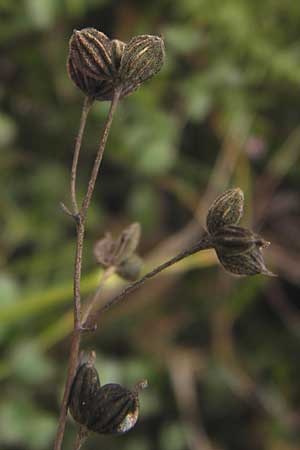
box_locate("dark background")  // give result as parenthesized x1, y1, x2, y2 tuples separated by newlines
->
(1, 1, 300, 449)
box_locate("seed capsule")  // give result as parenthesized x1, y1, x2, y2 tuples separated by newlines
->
(206, 188, 244, 235)
(211, 225, 268, 256)
(216, 245, 275, 276)
(69, 352, 101, 426)
(67, 28, 124, 100)
(87, 383, 140, 434)
(69, 352, 147, 435)
(67, 29, 165, 101)
(119, 34, 165, 95)
(94, 222, 142, 270)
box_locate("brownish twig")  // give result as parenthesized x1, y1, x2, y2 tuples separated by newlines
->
(82, 266, 116, 325)
(81, 88, 121, 216)
(98, 234, 212, 315)
(53, 89, 121, 450)
(70, 96, 94, 216)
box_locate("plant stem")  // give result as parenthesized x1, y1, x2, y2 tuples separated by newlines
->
(100, 233, 212, 314)
(70, 96, 94, 215)
(82, 266, 116, 325)
(53, 89, 121, 450)
(81, 88, 121, 216)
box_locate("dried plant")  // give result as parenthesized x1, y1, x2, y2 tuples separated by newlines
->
(53, 27, 274, 450)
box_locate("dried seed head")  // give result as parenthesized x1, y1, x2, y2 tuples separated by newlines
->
(67, 28, 124, 100)
(216, 246, 275, 276)
(93, 232, 115, 267)
(69, 352, 147, 435)
(120, 35, 165, 95)
(211, 226, 274, 276)
(69, 352, 101, 426)
(69, 28, 114, 80)
(87, 383, 140, 434)
(211, 225, 268, 256)
(207, 188, 244, 235)
(116, 253, 143, 281)
(94, 223, 141, 269)
(113, 222, 141, 266)
(67, 29, 164, 101)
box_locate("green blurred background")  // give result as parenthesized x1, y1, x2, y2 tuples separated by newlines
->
(1, 1, 300, 449)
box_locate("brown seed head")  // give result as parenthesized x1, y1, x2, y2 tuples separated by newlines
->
(69, 354, 101, 426)
(67, 29, 165, 101)
(207, 188, 244, 235)
(120, 35, 165, 95)
(87, 383, 140, 434)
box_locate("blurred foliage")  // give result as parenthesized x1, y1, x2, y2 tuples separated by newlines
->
(1, 0, 300, 450)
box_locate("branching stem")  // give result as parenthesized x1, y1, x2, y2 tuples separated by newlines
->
(53, 89, 121, 450)
(100, 233, 212, 315)
(70, 96, 94, 215)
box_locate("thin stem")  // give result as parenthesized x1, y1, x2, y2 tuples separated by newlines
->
(81, 88, 121, 217)
(100, 234, 212, 315)
(53, 331, 81, 450)
(53, 90, 120, 450)
(70, 96, 94, 215)
(82, 266, 116, 325)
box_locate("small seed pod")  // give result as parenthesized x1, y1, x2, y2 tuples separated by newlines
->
(94, 223, 141, 269)
(69, 352, 147, 435)
(69, 352, 100, 426)
(120, 35, 165, 95)
(116, 253, 143, 281)
(68, 28, 115, 81)
(87, 383, 140, 434)
(216, 245, 275, 276)
(206, 188, 244, 235)
(211, 225, 268, 256)
(67, 28, 125, 100)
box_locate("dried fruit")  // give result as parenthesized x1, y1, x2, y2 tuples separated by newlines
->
(67, 28, 122, 100)
(87, 384, 139, 434)
(211, 225, 268, 256)
(216, 245, 274, 276)
(206, 188, 274, 276)
(67, 28, 165, 101)
(69, 352, 147, 435)
(94, 223, 143, 279)
(206, 188, 244, 235)
(69, 352, 100, 426)
(120, 35, 165, 95)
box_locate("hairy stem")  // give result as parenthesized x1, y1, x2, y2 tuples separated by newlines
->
(53, 89, 120, 450)
(100, 233, 212, 314)
(70, 96, 94, 215)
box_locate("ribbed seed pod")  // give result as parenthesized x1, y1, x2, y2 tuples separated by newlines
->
(67, 28, 125, 100)
(67, 29, 165, 100)
(211, 225, 268, 256)
(69, 352, 147, 435)
(206, 188, 244, 235)
(87, 383, 140, 434)
(120, 35, 165, 94)
(69, 28, 114, 80)
(216, 245, 275, 276)
(69, 353, 100, 426)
